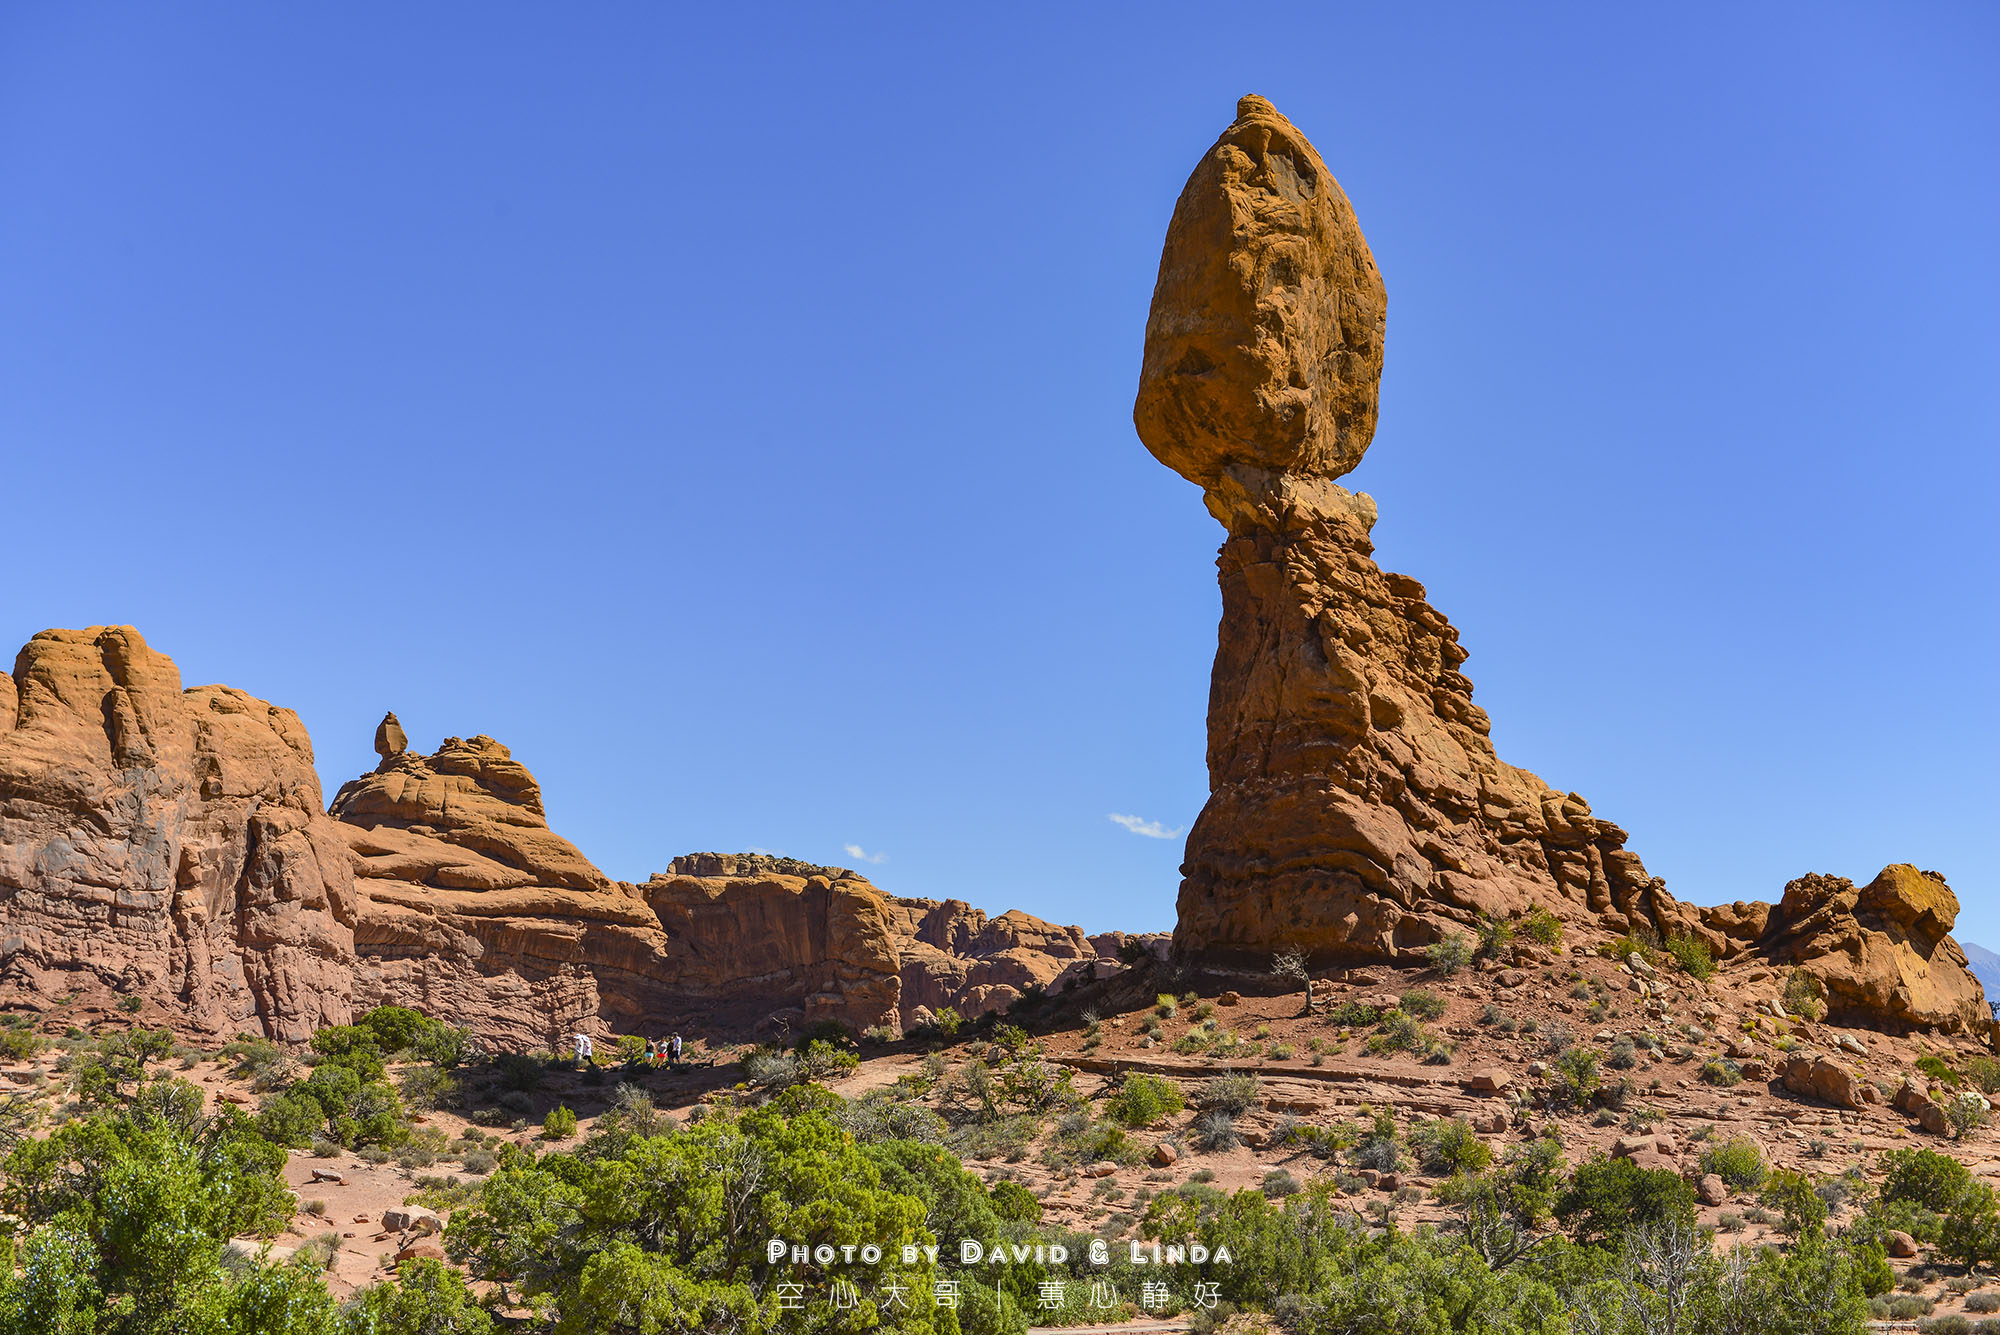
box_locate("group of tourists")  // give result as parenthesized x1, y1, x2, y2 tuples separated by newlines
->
(570, 1030, 684, 1068)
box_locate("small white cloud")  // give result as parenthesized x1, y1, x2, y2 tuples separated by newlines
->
(843, 842, 888, 865)
(1109, 813, 1183, 840)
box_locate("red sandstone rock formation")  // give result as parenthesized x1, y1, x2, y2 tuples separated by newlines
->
(1699, 865, 1990, 1035)
(333, 749, 1118, 1046)
(1133, 100, 1993, 1051)
(0, 634, 1111, 1047)
(1137, 97, 1679, 964)
(0, 627, 356, 1039)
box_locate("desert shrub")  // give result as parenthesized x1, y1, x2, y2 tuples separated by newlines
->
(1701, 1137, 1767, 1190)
(1520, 904, 1563, 947)
(1606, 1036, 1638, 1070)
(1407, 1117, 1491, 1175)
(739, 1046, 803, 1092)
(1884, 1147, 1976, 1214)
(1325, 1001, 1380, 1027)
(1947, 1092, 1990, 1141)
(257, 1060, 409, 1150)
(399, 1064, 458, 1112)
(1918, 1054, 1961, 1088)
(988, 1179, 1041, 1223)
(1605, 935, 1656, 964)
(1970, 1291, 2000, 1314)
(1261, 1168, 1301, 1198)
(1875, 1296, 1935, 1319)
(1700, 1058, 1743, 1087)
(1783, 970, 1828, 1022)
(1663, 933, 1715, 980)
(1554, 1154, 1697, 1250)
(1427, 933, 1471, 977)
(294, 1230, 339, 1270)
(954, 1113, 1038, 1162)
(1105, 1073, 1185, 1128)
(1762, 1168, 1829, 1236)
(1478, 916, 1515, 959)
(597, 1083, 664, 1139)
(1550, 1046, 1601, 1107)
(460, 1149, 497, 1176)
(838, 1094, 946, 1147)
(0, 1016, 44, 1061)
(1191, 1108, 1239, 1151)
(797, 1039, 860, 1083)
(476, 1051, 539, 1095)
(540, 1105, 578, 1141)
(1197, 1073, 1259, 1115)
(220, 1035, 298, 1092)
(1401, 990, 1446, 1021)
(1366, 1011, 1426, 1057)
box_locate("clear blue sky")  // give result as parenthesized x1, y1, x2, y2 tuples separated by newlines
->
(2, 5, 1994, 940)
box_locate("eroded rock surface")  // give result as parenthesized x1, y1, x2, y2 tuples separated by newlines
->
(1138, 98, 1679, 964)
(1132, 98, 1991, 1047)
(1705, 865, 1991, 1035)
(0, 627, 355, 1039)
(0, 633, 1112, 1047)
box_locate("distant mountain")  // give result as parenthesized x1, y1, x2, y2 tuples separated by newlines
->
(1963, 942, 2000, 1008)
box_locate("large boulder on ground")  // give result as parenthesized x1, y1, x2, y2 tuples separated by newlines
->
(381, 1205, 441, 1235)
(1779, 1052, 1866, 1110)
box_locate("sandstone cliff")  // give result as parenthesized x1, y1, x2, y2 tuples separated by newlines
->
(331, 742, 1123, 1045)
(0, 628, 356, 1040)
(0, 641, 1111, 1047)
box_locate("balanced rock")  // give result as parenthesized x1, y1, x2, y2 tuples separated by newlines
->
(373, 711, 407, 761)
(1136, 99, 1680, 965)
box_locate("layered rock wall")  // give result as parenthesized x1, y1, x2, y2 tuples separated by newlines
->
(0, 639, 1112, 1046)
(0, 628, 356, 1040)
